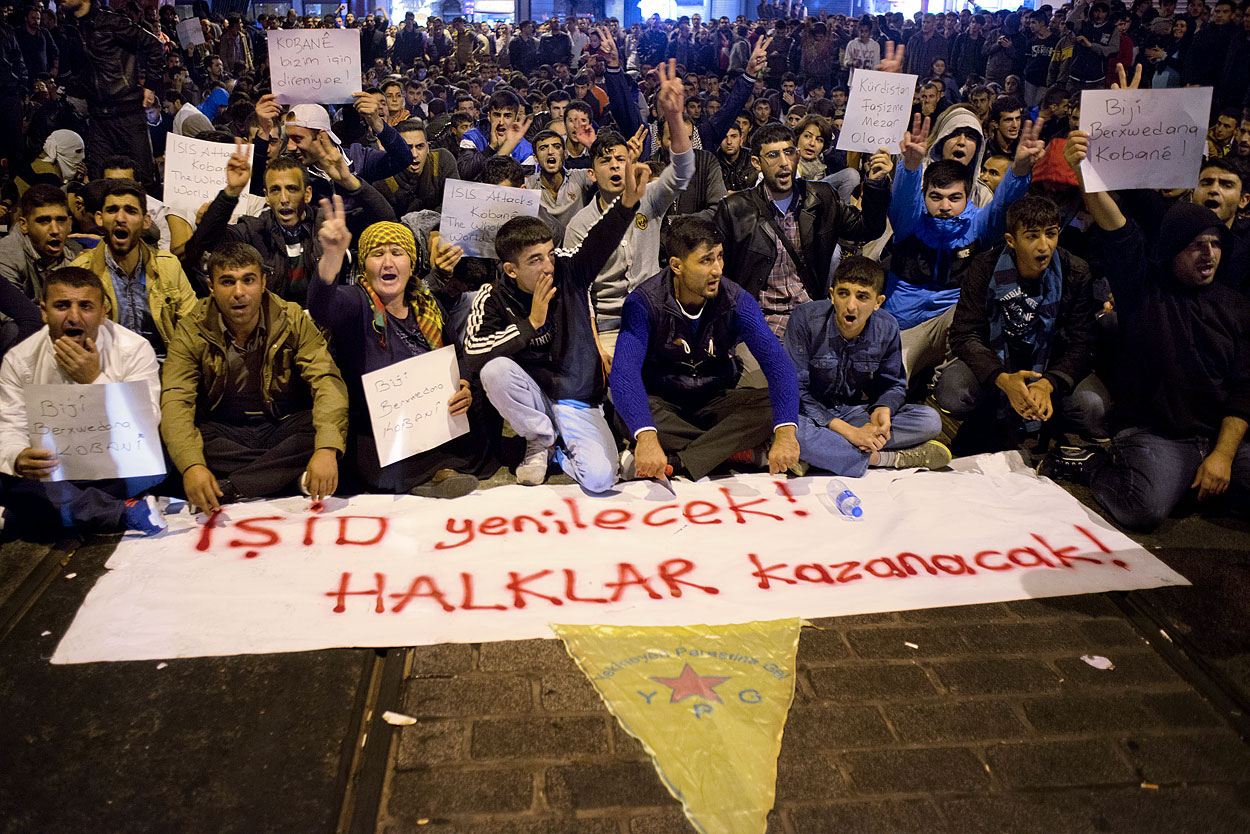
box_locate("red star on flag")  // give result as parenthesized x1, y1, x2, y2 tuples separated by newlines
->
(650, 664, 731, 703)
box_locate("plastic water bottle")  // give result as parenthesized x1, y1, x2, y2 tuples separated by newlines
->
(827, 479, 863, 519)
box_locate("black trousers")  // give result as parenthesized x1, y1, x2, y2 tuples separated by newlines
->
(199, 410, 317, 499)
(1, 473, 165, 535)
(86, 107, 155, 184)
(620, 388, 775, 480)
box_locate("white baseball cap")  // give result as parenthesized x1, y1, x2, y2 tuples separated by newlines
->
(286, 104, 341, 145)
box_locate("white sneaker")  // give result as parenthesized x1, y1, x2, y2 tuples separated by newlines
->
(516, 439, 551, 486)
(619, 448, 638, 481)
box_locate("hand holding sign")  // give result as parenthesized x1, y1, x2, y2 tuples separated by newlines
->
(15, 448, 59, 481)
(362, 347, 470, 467)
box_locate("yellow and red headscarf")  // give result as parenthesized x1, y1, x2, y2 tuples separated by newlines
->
(357, 222, 444, 349)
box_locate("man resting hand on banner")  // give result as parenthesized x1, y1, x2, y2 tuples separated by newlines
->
(610, 216, 802, 482)
(0, 267, 166, 537)
(160, 242, 349, 512)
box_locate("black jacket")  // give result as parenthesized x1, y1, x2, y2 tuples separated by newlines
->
(713, 177, 890, 303)
(949, 246, 1096, 397)
(57, 4, 164, 114)
(373, 147, 459, 216)
(187, 179, 395, 306)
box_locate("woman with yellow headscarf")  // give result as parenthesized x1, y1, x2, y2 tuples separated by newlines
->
(308, 199, 498, 497)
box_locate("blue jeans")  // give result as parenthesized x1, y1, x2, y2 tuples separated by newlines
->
(479, 357, 618, 493)
(796, 403, 943, 478)
(935, 359, 1111, 440)
(1091, 427, 1250, 531)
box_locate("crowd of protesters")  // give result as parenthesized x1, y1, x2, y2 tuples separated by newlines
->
(0, 0, 1247, 541)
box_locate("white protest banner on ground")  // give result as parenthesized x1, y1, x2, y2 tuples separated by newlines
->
(51, 453, 1187, 664)
(268, 29, 361, 105)
(176, 17, 205, 47)
(361, 346, 469, 467)
(163, 134, 254, 222)
(836, 69, 918, 153)
(1078, 87, 1213, 192)
(26, 382, 165, 482)
(439, 180, 540, 259)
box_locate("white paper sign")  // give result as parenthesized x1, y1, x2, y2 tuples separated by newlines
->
(176, 17, 205, 47)
(163, 134, 254, 222)
(837, 69, 919, 153)
(439, 180, 540, 259)
(26, 382, 165, 482)
(1078, 87, 1213, 193)
(268, 29, 361, 105)
(51, 453, 1188, 663)
(362, 346, 468, 467)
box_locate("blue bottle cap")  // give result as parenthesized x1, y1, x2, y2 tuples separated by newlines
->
(851, 506, 863, 518)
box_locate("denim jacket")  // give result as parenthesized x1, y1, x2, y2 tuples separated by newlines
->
(783, 299, 907, 427)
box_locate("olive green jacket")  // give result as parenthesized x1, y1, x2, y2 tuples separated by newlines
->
(159, 292, 348, 473)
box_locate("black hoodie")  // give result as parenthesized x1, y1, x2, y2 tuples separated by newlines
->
(1099, 202, 1250, 438)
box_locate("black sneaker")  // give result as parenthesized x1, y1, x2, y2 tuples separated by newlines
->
(1039, 445, 1105, 484)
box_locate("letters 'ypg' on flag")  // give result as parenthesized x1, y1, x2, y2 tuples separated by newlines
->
(552, 619, 803, 834)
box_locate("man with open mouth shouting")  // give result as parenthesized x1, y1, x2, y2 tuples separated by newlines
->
(0, 267, 166, 537)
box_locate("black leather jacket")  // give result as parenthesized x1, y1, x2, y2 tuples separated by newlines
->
(57, 4, 164, 115)
(713, 178, 890, 302)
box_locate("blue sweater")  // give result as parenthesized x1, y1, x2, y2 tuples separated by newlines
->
(610, 272, 800, 437)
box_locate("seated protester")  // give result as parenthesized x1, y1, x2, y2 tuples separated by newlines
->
(0, 267, 165, 536)
(308, 212, 496, 498)
(714, 123, 892, 340)
(984, 96, 1025, 160)
(1053, 133, 1250, 532)
(525, 128, 594, 232)
(885, 115, 1044, 380)
(0, 185, 83, 301)
(373, 119, 459, 216)
(936, 195, 1108, 452)
(462, 161, 649, 491)
(566, 60, 694, 356)
(159, 242, 348, 512)
(191, 139, 395, 306)
(100, 157, 193, 259)
(249, 95, 414, 207)
(784, 256, 950, 476)
(457, 89, 537, 183)
(717, 122, 757, 192)
(978, 153, 1012, 196)
(70, 179, 198, 359)
(610, 216, 802, 481)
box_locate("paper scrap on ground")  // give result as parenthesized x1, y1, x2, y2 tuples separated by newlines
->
(51, 452, 1188, 663)
(555, 619, 801, 834)
(1078, 87, 1212, 192)
(1081, 654, 1115, 670)
(837, 69, 919, 153)
(361, 346, 468, 467)
(438, 180, 539, 259)
(267, 29, 360, 105)
(164, 134, 254, 222)
(26, 381, 165, 482)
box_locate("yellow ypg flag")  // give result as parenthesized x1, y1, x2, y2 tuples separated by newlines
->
(552, 619, 803, 834)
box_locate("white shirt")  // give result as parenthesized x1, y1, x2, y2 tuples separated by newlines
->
(0, 320, 161, 476)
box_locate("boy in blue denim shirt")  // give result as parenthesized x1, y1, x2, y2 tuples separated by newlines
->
(784, 256, 951, 477)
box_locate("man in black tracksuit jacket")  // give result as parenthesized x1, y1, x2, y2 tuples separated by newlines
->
(462, 170, 645, 493)
(57, 0, 164, 183)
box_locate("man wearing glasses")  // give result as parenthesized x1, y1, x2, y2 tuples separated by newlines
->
(713, 123, 892, 340)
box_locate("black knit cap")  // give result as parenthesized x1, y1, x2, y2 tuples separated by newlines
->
(1155, 201, 1230, 266)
